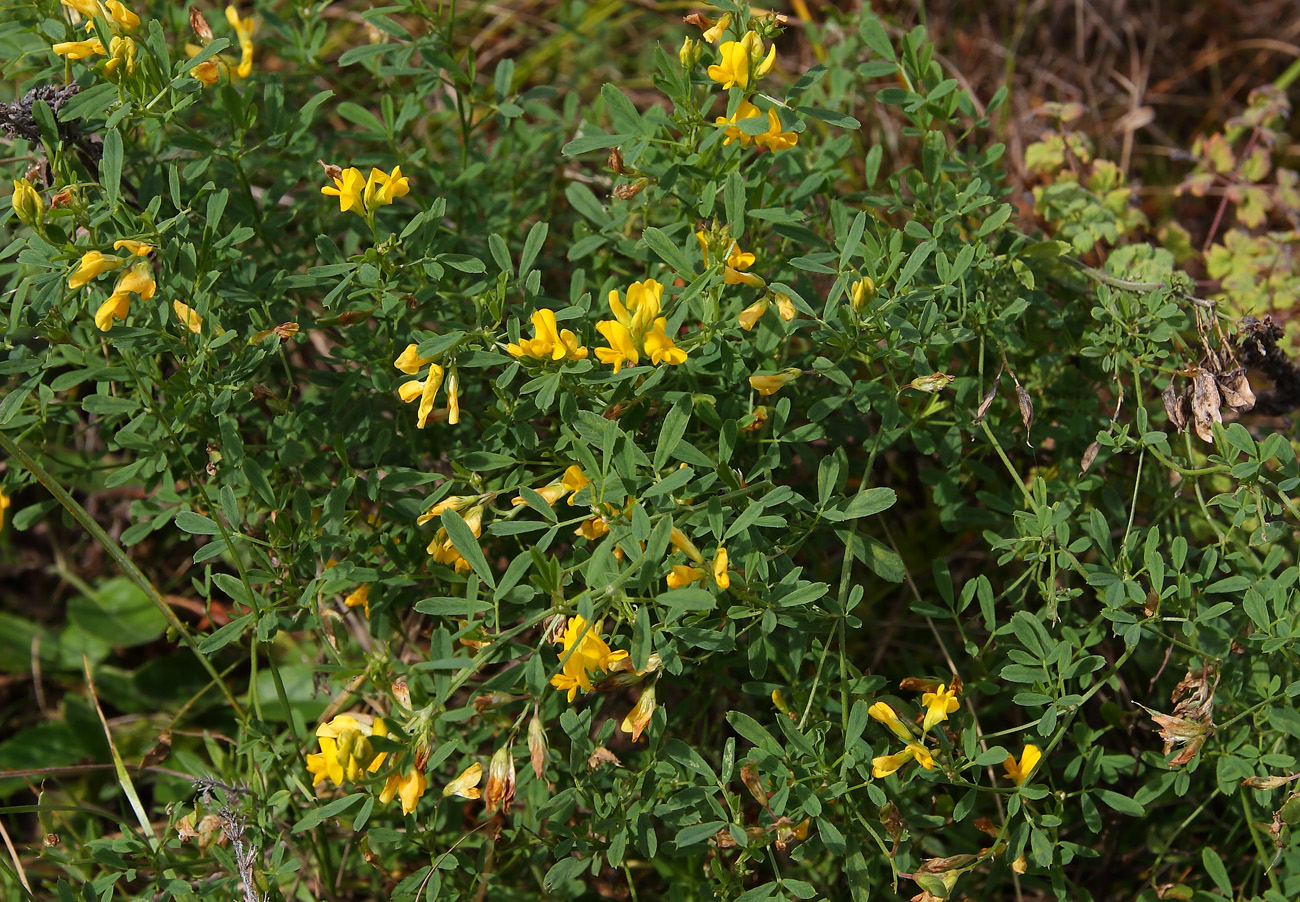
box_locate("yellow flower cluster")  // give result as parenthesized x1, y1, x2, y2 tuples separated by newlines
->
(321, 165, 410, 220)
(511, 465, 589, 509)
(715, 99, 798, 152)
(697, 231, 765, 287)
(53, 0, 141, 68)
(305, 714, 427, 815)
(67, 240, 157, 331)
(665, 527, 730, 590)
(866, 681, 970, 780)
(707, 31, 776, 90)
(550, 615, 628, 702)
(507, 309, 588, 362)
(394, 344, 459, 428)
(594, 278, 687, 372)
(186, 6, 256, 85)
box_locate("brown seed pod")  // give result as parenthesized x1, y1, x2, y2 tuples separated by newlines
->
(1216, 367, 1256, 413)
(1191, 370, 1222, 442)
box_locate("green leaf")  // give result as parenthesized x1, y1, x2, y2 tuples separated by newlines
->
(101, 129, 123, 209)
(292, 793, 366, 833)
(1096, 789, 1144, 817)
(440, 509, 495, 587)
(653, 397, 692, 471)
(197, 613, 253, 653)
(641, 227, 695, 276)
(519, 221, 548, 276)
(674, 821, 726, 848)
(175, 510, 221, 535)
(724, 171, 746, 238)
(562, 131, 628, 155)
(66, 578, 167, 648)
(825, 487, 896, 521)
(1201, 847, 1233, 896)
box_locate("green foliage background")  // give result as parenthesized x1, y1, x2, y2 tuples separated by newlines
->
(3, 2, 1300, 901)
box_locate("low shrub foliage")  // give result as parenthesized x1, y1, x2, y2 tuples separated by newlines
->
(2, 2, 1300, 901)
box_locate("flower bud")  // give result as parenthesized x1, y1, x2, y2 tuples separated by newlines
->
(528, 707, 548, 779)
(850, 277, 875, 310)
(10, 179, 42, 229)
(679, 36, 702, 68)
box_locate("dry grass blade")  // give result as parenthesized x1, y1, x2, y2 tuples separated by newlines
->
(83, 657, 161, 849)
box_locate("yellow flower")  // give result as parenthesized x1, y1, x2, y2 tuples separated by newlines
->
(343, 585, 370, 618)
(225, 5, 255, 78)
(754, 108, 798, 152)
(94, 293, 131, 331)
(620, 684, 657, 742)
(366, 165, 410, 208)
(394, 343, 435, 375)
(871, 742, 934, 779)
(417, 494, 478, 525)
(105, 0, 140, 31)
(643, 318, 687, 365)
(749, 369, 800, 396)
(697, 231, 764, 287)
(666, 564, 705, 589)
(53, 38, 106, 59)
(1004, 744, 1042, 786)
(850, 277, 875, 310)
(575, 516, 609, 540)
(188, 54, 222, 86)
(445, 368, 460, 425)
(483, 745, 516, 814)
(172, 300, 202, 333)
(669, 526, 703, 563)
(712, 546, 730, 589)
(920, 683, 960, 732)
(69, 251, 121, 290)
(444, 762, 483, 799)
(115, 261, 156, 300)
(102, 36, 136, 80)
(715, 99, 763, 146)
(609, 278, 663, 336)
(868, 701, 915, 742)
(738, 298, 768, 331)
(60, 0, 102, 18)
(397, 362, 444, 429)
(774, 293, 796, 321)
(707, 31, 776, 90)
(550, 615, 628, 702)
(701, 12, 731, 44)
(379, 767, 427, 815)
(321, 167, 367, 215)
(0, 491, 10, 531)
(507, 308, 588, 361)
(11, 179, 41, 228)
(113, 239, 153, 256)
(595, 320, 640, 373)
(512, 465, 588, 509)
(307, 715, 388, 787)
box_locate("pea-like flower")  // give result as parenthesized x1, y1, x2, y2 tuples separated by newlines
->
(507, 308, 588, 361)
(394, 343, 436, 375)
(172, 300, 202, 334)
(697, 231, 765, 287)
(69, 251, 122, 290)
(1003, 745, 1042, 786)
(225, 5, 255, 78)
(53, 38, 106, 59)
(322, 165, 410, 219)
(869, 701, 915, 742)
(550, 615, 628, 702)
(11, 179, 42, 228)
(643, 318, 687, 365)
(379, 766, 427, 815)
(343, 585, 370, 618)
(444, 762, 483, 799)
(871, 742, 935, 779)
(920, 683, 960, 732)
(94, 261, 156, 332)
(749, 368, 801, 396)
(512, 465, 589, 508)
(708, 31, 776, 90)
(620, 684, 658, 742)
(738, 298, 769, 331)
(304, 714, 388, 787)
(594, 278, 688, 371)
(397, 362, 444, 429)
(595, 320, 640, 373)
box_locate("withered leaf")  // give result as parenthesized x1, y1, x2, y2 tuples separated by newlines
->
(1015, 384, 1034, 443)
(1217, 367, 1256, 413)
(1080, 440, 1100, 474)
(586, 747, 621, 769)
(975, 373, 1001, 422)
(141, 730, 172, 767)
(1191, 371, 1222, 442)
